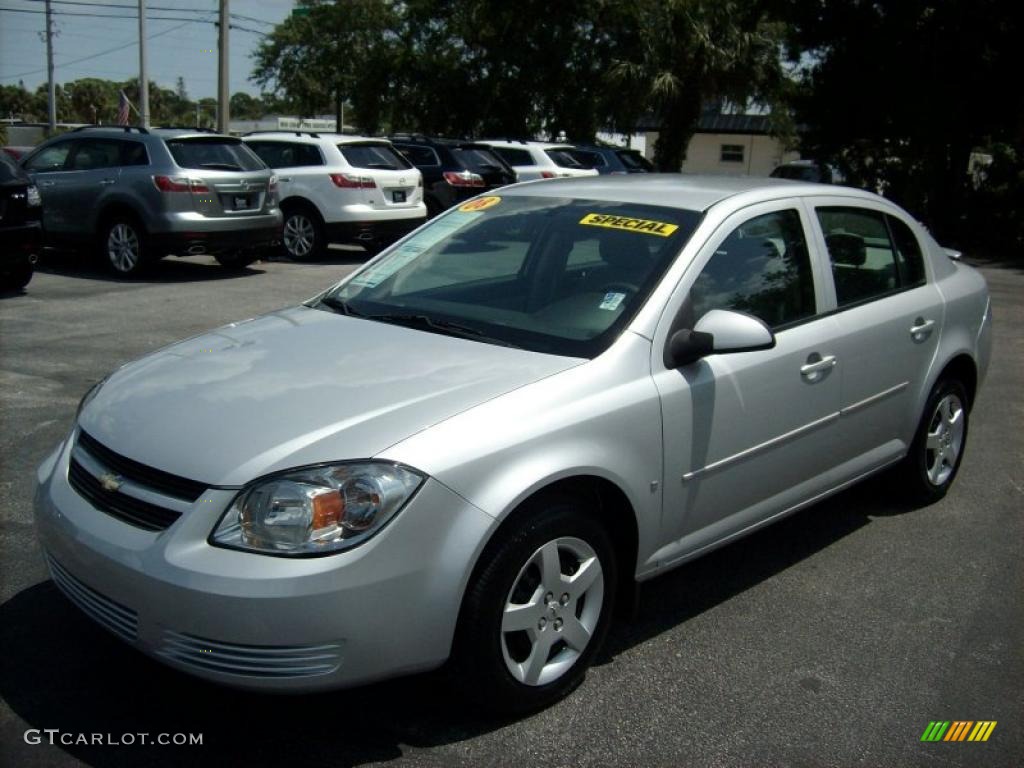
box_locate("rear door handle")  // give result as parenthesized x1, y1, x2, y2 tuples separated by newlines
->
(801, 354, 837, 378)
(39, 180, 56, 187)
(99, 178, 116, 186)
(277, 176, 292, 182)
(910, 317, 935, 339)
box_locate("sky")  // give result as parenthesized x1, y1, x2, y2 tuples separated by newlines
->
(0, 0, 294, 99)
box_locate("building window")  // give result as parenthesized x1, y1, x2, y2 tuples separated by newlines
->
(720, 144, 745, 163)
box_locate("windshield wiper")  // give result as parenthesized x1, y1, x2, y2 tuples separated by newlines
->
(201, 162, 244, 171)
(315, 295, 365, 317)
(367, 313, 522, 348)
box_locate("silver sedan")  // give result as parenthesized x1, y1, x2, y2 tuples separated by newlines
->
(34, 176, 991, 713)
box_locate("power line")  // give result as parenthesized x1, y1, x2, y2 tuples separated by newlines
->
(0, 7, 218, 22)
(14, 0, 217, 14)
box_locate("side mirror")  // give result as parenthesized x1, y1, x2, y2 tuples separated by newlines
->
(665, 309, 775, 368)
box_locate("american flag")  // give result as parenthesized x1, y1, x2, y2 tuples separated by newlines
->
(116, 90, 130, 126)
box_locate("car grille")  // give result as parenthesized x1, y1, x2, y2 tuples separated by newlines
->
(46, 553, 139, 643)
(157, 631, 342, 679)
(68, 431, 210, 532)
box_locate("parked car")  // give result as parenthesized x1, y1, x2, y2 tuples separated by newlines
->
(20, 125, 282, 275)
(36, 176, 990, 714)
(0, 150, 42, 291)
(389, 134, 516, 218)
(477, 139, 600, 180)
(568, 144, 654, 175)
(243, 132, 426, 260)
(771, 159, 846, 184)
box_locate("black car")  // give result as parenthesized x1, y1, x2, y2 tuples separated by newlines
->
(567, 144, 654, 175)
(0, 151, 42, 292)
(389, 135, 516, 217)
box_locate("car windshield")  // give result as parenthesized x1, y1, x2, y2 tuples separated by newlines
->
(319, 196, 701, 357)
(166, 138, 265, 171)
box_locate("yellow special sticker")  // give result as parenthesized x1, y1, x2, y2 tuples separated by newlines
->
(459, 196, 502, 212)
(579, 213, 678, 237)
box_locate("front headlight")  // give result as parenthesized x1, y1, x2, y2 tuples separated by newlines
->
(210, 462, 424, 556)
(26, 185, 42, 207)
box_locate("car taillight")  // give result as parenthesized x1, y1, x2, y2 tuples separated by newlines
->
(443, 171, 485, 188)
(539, 171, 556, 179)
(153, 175, 209, 193)
(330, 173, 376, 189)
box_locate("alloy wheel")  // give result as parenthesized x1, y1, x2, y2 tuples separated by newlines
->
(283, 213, 316, 259)
(107, 222, 140, 273)
(500, 536, 604, 687)
(924, 393, 965, 486)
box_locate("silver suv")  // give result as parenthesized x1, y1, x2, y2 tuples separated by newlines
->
(22, 126, 282, 274)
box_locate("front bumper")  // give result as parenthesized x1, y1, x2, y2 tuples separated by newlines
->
(34, 435, 494, 692)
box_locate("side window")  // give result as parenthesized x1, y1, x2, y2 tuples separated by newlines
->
(690, 209, 816, 329)
(817, 207, 900, 307)
(492, 147, 533, 167)
(887, 215, 927, 286)
(246, 141, 321, 168)
(68, 139, 122, 171)
(25, 142, 72, 172)
(120, 141, 149, 166)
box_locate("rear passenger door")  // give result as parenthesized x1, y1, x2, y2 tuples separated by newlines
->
(65, 139, 124, 228)
(807, 200, 943, 466)
(246, 140, 326, 214)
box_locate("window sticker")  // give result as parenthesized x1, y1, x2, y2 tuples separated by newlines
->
(599, 292, 626, 311)
(349, 211, 483, 288)
(579, 213, 678, 237)
(458, 195, 501, 212)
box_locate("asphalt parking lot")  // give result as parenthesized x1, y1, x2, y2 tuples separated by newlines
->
(1, 254, 1021, 768)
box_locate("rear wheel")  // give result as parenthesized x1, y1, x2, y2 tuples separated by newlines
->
(1, 263, 34, 292)
(452, 494, 617, 714)
(281, 205, 325, 261)
(899, 378, 969, 504)
(100, 215, 148, 276)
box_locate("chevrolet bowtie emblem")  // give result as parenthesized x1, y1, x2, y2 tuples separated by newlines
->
(99, 472, 123, 492)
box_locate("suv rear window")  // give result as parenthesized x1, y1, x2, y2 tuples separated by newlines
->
(616, 150, 653, 171)
(452, 147, 507, 173)
(166, 138, 265, 171)
(569, 150, 604, 169)
(546, 149, 586, 169)
(394, 144, 440, 167)
(339, 143, 412, 170)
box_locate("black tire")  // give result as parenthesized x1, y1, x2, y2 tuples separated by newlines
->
(897, 377, 970, 504)
(452, 493, 617, 715)
(215, 250, 259, 270)
(98, 214, 149, 276)
(281, 203, 326, 261)
(1, 263, 34, 292)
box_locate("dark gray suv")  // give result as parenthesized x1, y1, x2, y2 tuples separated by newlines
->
(22, 126, 282, 274)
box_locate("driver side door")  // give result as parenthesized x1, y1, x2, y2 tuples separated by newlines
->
(651, 202, 845, 567)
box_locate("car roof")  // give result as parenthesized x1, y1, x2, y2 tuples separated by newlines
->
(242, 132, 389, 145)
(497, 173, 881, 212)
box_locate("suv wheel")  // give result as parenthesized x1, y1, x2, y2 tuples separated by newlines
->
(453, 494, 617, 714)
(898, 377, 969, 504)
(1, 263, 34, 292)
(100, 216, 148, 276)
(282, 206, 324, 261)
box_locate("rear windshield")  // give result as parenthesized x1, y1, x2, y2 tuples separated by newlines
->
(546, 149, 587, 169)
(166, 138, 265, 172)
(616, 150, 653, 172)
(0, 151, 27, 183)
(569, 149, 604, 169)
(322, 196, 701, 358)
(453, 147, 509, 173)
(339, 143, 412, 170)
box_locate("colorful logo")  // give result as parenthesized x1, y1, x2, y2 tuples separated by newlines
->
(921, 721, 997, 742)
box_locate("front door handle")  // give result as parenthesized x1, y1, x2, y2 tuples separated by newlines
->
(39, 180, 56, 187)
(99, 178, 116, 186)
(910, 317, 935, 340)
(801, 354, 837, 380)
(277, 176, 292, 182)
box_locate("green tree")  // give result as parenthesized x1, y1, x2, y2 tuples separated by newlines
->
(64, 78, 117, 123)
(0, 83, 38, 121)
(610, 0, 786, 171)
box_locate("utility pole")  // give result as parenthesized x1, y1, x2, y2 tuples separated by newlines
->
(138, 0, 150, 127)
(217, 0, 229, 133)
(44, 0, 56, 133)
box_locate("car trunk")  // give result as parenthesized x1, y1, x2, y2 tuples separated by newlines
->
(338, 141, 420, 210)
(164, 136, 274, 218)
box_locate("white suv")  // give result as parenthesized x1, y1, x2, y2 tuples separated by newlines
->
(477, 140, 599, 181)
(244, 132, 426, 259)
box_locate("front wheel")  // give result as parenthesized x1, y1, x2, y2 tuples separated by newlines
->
(1, 263, 34, 292)
(898, 378, 969, 504)
(452, 495, 617, 714)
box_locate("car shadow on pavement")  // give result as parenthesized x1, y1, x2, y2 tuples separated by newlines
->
(36, 250, 267, 284)
(0, 473, 916, 768)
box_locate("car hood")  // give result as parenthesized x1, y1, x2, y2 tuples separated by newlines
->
(78, 305, 580, 486)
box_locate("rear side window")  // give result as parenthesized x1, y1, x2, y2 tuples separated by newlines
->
(339, 143, 412, 170)
(491, 146, 533, 167)
(166, 138, 265, 171)
(394, 144, 440, 167)
(690, 209, 816, 329)
(25, 142, 72, 172)
(69, 139, 122, 171)
(121, 141, 149, 166)
(817, 207, 902, 307)
(247, 141, 323, 168)
(887, 215, 927, 286)
(616, 150, 653, 171)
(546, 149, 585, 169)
